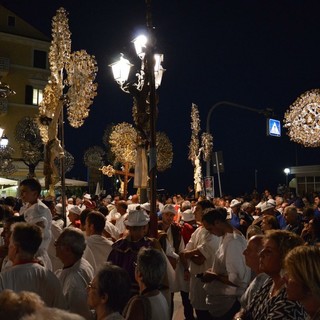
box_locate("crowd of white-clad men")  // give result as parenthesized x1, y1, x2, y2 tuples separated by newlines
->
(0, 179, 320, 320)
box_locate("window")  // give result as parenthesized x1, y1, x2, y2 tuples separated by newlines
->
(33, 50, 47, 69)
(7, 16, 15, 27)
(33, 88, 43, 105)
(25, 85, 43, 106)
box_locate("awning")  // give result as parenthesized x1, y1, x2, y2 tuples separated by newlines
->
(38, 177, 88, 188)
(0, 177, 18, 186)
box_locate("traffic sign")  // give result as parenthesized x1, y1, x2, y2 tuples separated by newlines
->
(267, 118, 281, 137)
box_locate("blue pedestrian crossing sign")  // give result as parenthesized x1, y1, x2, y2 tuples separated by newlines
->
(267, 118, 281, 137)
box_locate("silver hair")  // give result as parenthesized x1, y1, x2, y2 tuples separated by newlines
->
(181, 200, 191, 210)
(136, 248, 166, 289)
(58, 227, 86, 258)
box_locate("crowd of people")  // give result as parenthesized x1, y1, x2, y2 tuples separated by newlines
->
(0, 180, 320, 320)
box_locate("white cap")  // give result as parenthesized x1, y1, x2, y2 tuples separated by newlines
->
(181, 209, 195, 222)
(68, 205, 82, 215)
(261, 202, 275, 213)
(230, 199, 241, 208)
(125, 209, 150, 226)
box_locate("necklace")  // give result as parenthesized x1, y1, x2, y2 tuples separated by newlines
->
(269, 282, 285, 298)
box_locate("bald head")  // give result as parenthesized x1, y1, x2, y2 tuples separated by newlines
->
(131, 194, 139, 204)
(243, 235, 264, 273)
(249, 235, 264, 249)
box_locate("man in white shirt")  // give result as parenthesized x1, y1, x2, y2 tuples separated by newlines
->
(0, 222, 66, 309)
(115, 200, 128, 236)
(55, 227, 94, 320)
(85, 211, 113, 275)
(19, 178, 52, 270)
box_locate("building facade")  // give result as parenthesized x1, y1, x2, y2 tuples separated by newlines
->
(0, 5, 50, 180)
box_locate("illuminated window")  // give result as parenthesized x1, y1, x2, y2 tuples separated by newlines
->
(32, 88, 43, 105)
(25, 85, 43, 106)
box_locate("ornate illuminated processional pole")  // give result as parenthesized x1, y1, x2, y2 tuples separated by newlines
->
(188, 104, 213, 199)
(109, 0, 165, 236)
(37, 8, 97, 207)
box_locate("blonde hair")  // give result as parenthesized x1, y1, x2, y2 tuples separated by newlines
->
(0, 290, 44, 320)
(285, 245, 320, 298)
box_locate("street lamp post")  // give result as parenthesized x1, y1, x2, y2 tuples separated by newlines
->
(109, 0, 164, 237)
(206, 101, 273, 177)
(284, 168, 290, 186)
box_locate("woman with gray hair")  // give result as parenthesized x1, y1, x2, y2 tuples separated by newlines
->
(123, 248, 170, 320)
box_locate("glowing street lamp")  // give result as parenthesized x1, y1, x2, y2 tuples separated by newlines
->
(109, 1, 164, 237)
(109, 38, 164, 92)
(284, 168, 290, 186)
(0, 134, 8, 148)
(109, 54, 133, 86)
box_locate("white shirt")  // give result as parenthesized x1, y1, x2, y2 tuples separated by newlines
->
(105, 220, 120, 240)
(107, 208, 121, 222)
(55, 257, 93, 319)
(48, 222, 63, 272)
(86, 234, 113, 275)
(0, 262, 66, 309)
(205, 231, 250, 316)
(21, 199, 52, 251)
(115, 213, 128, 234)
(127, 203, 140, 211)
(185, 226, 219, 310)
(21, 199, 53, 270)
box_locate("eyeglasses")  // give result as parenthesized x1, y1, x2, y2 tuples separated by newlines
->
(87, 282, 97, 290)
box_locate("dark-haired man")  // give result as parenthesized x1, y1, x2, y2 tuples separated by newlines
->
(179, 200, 219, 320)
(19, 178, 52, 269)
(85, 211, 113, 275)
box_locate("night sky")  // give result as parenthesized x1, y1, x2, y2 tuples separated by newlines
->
(2, 0, 320, 197)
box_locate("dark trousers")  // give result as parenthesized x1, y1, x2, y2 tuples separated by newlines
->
(180, 290, 195, 320)
(195, 309, 212, 320)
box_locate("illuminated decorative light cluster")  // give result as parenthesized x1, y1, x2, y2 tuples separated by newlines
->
(15, 117, 43, 165)
(156, 132, 173, 172)
(100, 164, 115, 177)
(0, 146, 16, 177)
(65, 50, 98, 128)
(54, 150, 74, 173)
(37, 7, 97, 193)
(109, 122, 137, 165)
(188, 104, 201, 163)
(83, 146, 105, 168)
(201, 132, 213, 162)
(284, 89, 320, 147)
(38, 7, 98, 142)
(0, 81, 16, 99)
